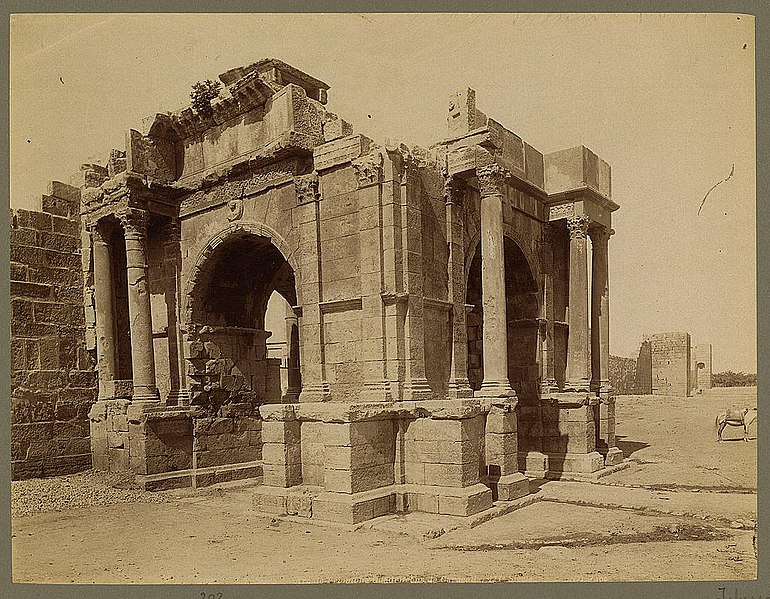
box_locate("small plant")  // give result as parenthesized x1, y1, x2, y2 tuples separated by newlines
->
(190, 79, 222, 116)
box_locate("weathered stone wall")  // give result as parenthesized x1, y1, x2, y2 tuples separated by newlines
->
(609, 354, 637, 395)
(10, 182, 97, 479)
(634, 333, 692, 396)
(693, 343, 713, 391)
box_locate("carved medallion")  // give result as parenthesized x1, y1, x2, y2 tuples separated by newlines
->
(227, 198, 244, 221)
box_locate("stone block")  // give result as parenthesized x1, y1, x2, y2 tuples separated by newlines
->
(261, 420, 301, 444)
(404, 460, 425, 484)
(424, 461, 479, 487)
(263, 442, 302, 465)
(436, 487, 493, 516)
(496, 473, 529, 501)
(486, 410, 517, 434)
(252, 488, 288, 515)
(286, 490, 314, 517)
(108, 447, 129, 471)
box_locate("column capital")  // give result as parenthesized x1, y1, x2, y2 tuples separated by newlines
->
(294, 172, 320, 205)
(588, 223, 613, 243)
(87, 218, 112, 244)
(119, 208, 149, 240)
(567, 215, 591, 239)
(476, 164, 509, 197)
(443, 173, 466, 206)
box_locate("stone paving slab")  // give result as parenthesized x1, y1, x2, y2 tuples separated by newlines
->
(538, 480, 757, 525)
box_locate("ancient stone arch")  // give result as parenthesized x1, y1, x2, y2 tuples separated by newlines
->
(64, 59, 622, 522)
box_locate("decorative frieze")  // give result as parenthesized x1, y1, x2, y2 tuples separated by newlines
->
(549, 202, 575, 221)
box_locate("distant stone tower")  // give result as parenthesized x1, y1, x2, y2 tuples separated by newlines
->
(692, 343, 713, 392)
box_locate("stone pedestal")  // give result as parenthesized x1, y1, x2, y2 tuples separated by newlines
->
(484, 404, 529, 500)
(541, 393, 603, 475)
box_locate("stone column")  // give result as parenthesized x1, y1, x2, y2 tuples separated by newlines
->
(90, 220, 117, 399)
(565, 214, 591, 392)
(295, 174, 331, 402)
(476, 164, 515, 399)
(400, 157, 431, 401)
(162, 220, 186, 405)
(120, 208, 159, 402)
(445, 175, 473, 399)
(284, 305, 301, 402)
(589, 225, 612, 395)
(540, 224, 558, 393)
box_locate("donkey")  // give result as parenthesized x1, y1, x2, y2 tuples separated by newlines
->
(716, 407, 757, 442)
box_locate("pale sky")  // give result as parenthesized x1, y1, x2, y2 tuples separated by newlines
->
(9, 13, 757, 372)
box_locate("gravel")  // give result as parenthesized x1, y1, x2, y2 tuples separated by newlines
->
(11, 470, 172, 518)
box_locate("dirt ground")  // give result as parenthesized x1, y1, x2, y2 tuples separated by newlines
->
(11, 387, 758, 584)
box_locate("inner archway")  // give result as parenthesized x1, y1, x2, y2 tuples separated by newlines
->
(465, 235, 540, 398)
(186, 232, 300, 414)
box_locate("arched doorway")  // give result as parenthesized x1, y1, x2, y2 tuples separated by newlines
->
(185, 231, 300, 415)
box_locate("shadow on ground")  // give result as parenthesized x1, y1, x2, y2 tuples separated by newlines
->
(615, 436, 650, 458)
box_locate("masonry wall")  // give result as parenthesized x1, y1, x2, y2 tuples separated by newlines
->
(10, 182, 98, 479)
(609, 355, 637, 395)
(651, 332, 691, 396)
(693, 343, 713, 390)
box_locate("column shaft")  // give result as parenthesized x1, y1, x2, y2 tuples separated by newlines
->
(121, 209, 158, 401)
(91, 223, 117, 399)
(445, 177, 473, 398)
(477, 165, 514, 398)
(566, 215, 591, 391)
(590, 226, 612, 394)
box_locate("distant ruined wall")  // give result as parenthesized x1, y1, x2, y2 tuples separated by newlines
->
(633, 333, 693, 396)
(608, 355, 637, 395)
(10, 182, 97, 479)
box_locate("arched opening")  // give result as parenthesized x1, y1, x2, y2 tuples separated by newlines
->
(465, 236, 540, 397)
(186, 232, 300, 415)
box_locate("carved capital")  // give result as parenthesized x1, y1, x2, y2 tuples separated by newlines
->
(227, 198, 244, 221)
(566, 215, 591, 239)
(443, 174, 465, 206)
(476, 164, 509, 197)
(588, 224, 610, 244)
(118, 208, 148, 240)
(294, 173, 320, 205)
(352, 151, 383, 188)
(88, 219, 112, 245)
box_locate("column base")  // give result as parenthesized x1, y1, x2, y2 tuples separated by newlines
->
(564, 379, 591, 393)
(131, 386, 160, 402)
(603, 447, 624, 466)
(476, 381, 517, 399)
(539, 379, 559, 394)
(402, 379, 433, 401)
(447, 379, 474, 399)
(298, 383, 331, 403)
(360, 381, 393, 402)
(281, 387, 301, 403)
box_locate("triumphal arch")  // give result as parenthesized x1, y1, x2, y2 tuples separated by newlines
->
(83, 59, 621, 523)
